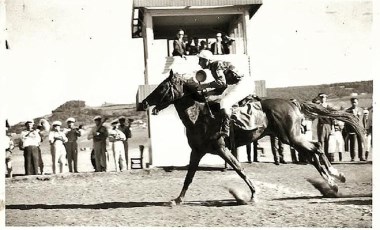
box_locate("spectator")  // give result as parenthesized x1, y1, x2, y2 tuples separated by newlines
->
(118, 116, 132, 169)
(64, 117, 82, 173)
(246, 141, 259, 163)
(49, 121, 68, 174)
(172, 29, 187, 58)
(199, 40, 208, 52)
(35, 119, 50, 175)
(210, 33, 225, 55)
(5, 120, 14, 178)
(346, 97, 365, 161)
(221, 34, 235, 54)
(362, 108, 372, 160)
(328, 119, 345, 162)
(109, 119, 127, 172)
(20, 120, 41, 175)
(314, 93, 334, 160)
(36, 127, 45, 175)
(88, 116, 109, 172)
(187, 37, 201, 55)
(270, 136, 286, 165)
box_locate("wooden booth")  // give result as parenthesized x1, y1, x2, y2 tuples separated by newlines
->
(135, 0, 266, 167)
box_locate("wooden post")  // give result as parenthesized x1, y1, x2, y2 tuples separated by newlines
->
(142, 11, 153, 84)
(139, 145, 145, 169)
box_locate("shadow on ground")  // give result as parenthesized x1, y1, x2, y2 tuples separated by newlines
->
(6, 199, 242, 210)
(274, 194, 372, 206)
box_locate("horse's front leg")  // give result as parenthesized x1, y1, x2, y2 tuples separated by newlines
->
(171, 150, 204, 205)
(215, 139, 257, 203)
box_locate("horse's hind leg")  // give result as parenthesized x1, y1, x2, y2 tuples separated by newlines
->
(172, 150, 204, 205)
(215, 140, 257, 202)
(289, 136, 340, 191)
(319, 149, 346, 183)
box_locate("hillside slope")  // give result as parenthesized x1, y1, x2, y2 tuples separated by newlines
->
(9, 100, 147, 134)
(267, 80, 373, 101)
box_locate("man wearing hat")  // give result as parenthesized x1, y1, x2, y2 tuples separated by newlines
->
(172, 29, 186, 58)
(88, 116, 109, 172)
(20, 120, 41, 175)
(49, 121, 68, 174)
(314, 93, 335, 161)
(109, 119, 127, 172)
(118, 116, 132, 169)
(63, 117, 82, 173)
(346, 97, 364, 161)
(211, 33, 225, 55)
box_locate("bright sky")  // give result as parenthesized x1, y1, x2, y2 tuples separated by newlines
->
(1, 0, 374, 125)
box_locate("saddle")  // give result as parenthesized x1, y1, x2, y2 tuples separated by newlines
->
(231, 97, 268, 131)
(206, 95, 268, 131)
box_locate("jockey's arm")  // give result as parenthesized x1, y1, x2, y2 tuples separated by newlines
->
(198, 68, 226, 90)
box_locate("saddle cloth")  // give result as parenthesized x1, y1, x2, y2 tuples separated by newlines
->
(231, 101, 268, 131)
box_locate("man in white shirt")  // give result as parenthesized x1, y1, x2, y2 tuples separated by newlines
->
(109, 119, 126, 172)
(20, 120, 41, 175)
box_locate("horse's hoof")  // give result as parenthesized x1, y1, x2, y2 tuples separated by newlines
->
(339, 173, 346, 183)
(331, 184, 339, 193)
(170, 198, 182, 206)
(236, 199, 248, 205)
(250, 196, 259, 203)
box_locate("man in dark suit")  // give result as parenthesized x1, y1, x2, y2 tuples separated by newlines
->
(346, 98, 365, 161)
(172, 29, 187, 58)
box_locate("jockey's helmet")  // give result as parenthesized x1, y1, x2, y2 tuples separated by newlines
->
(198, 50, 213, 60)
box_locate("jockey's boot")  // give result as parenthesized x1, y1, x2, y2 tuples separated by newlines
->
(220, 108, 230, 137)
(213, 108, 230, 139)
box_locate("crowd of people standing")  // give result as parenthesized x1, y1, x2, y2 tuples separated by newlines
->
(5, 115, 132, 177)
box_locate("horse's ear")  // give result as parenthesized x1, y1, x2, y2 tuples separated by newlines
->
(169, 69, 174, 78)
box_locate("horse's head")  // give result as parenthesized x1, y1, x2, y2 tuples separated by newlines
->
(142, 70, 186, 114)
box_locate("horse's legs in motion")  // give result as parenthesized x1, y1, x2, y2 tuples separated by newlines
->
(290, 136, 340, 191)
(319, 150, 346, 183)
(215, 139, 256, 201)
(172, 151, 204, 205)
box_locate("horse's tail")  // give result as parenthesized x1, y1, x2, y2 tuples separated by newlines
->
(300, 102, 366, 147)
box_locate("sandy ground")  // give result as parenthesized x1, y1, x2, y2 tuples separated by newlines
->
(5, 159, 372, 227)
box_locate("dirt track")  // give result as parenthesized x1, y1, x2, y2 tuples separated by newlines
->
(5, 161, 372, 227)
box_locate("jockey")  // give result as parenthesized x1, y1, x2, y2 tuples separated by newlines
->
(197, 49, 255, 139)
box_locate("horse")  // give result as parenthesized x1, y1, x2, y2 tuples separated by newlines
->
(142, 70, 365, 205)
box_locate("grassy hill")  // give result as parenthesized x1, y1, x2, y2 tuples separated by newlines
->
(9, 100, 148, 134)
(267, 80, 373, 102)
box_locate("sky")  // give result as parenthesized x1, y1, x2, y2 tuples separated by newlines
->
(1, 0, 374, 125)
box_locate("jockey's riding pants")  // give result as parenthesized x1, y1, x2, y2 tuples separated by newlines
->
(220, 75, 255, 112)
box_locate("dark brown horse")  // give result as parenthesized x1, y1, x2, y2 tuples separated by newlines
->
(142, 70, 365, 205)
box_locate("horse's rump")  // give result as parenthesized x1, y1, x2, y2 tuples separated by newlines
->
(231, 101, 268, 130)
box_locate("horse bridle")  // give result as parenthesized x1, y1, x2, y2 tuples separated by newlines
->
(155, 77, 185, 110)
